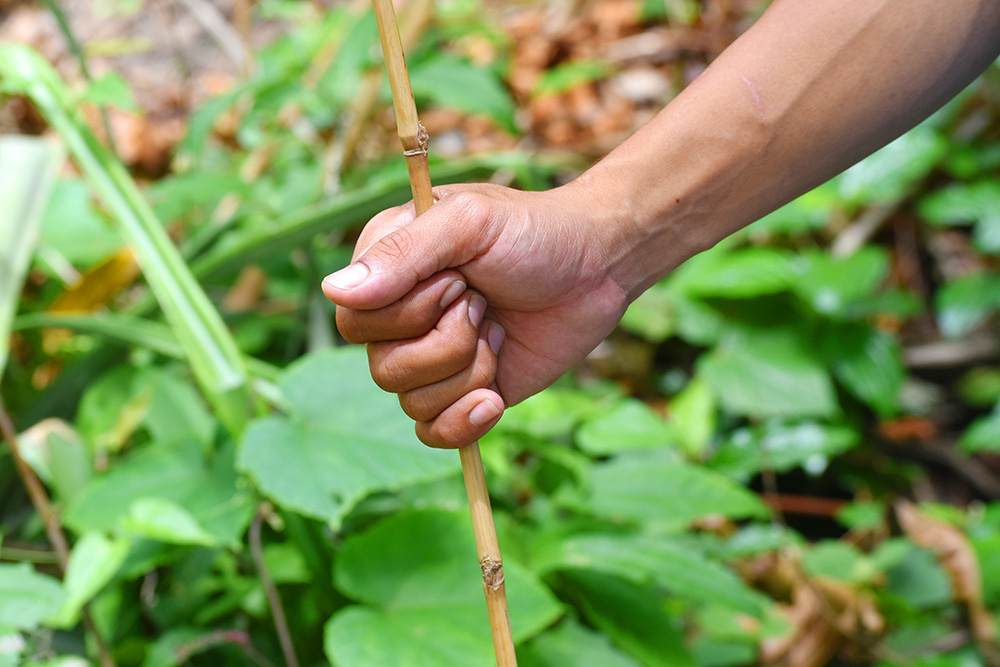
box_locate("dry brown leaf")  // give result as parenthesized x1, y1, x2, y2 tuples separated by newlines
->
(896, 501, 1000, 665)
(48, 248, 140, 316)
(223, 265, 269, 313)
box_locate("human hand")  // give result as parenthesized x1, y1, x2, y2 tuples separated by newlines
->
(323, 182, 630, 448)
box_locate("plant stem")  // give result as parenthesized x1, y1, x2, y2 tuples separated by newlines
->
(371, 1, 517, 664)
(0, 396, 116, 667)
(41, 0, 120, 159)
(250, 510, 300, 667)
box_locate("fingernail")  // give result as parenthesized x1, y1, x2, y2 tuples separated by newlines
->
(488, 323, 505, 354)
(469, 397, 502, 426)
(468, 294, 487, 328)
(324, 263, 369, 290)
(440, 279, 466, 310)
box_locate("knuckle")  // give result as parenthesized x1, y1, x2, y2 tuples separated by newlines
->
(335, 309, 363, 343)
(399, 392, 439, 423)
(418, 418, 465, 449)
(367, 348, 407, 393)
(446, 192, 490, 225)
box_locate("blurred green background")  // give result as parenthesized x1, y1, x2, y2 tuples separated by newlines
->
(1, 0, 999, 665)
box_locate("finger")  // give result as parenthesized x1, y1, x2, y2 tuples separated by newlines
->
(398, 321, 505, 422)
(367, 291, 487, 393)
(322, 189, 498, 310)
(335, 270, 466, 343)
(415, 387, 505, 449)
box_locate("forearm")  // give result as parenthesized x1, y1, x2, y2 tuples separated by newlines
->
(569, 0, 1000, 300)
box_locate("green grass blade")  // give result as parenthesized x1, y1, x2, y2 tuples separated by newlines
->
(11, 312, 280, 383)
(0, 44, 250, 435)
(0, 136, 63, 378)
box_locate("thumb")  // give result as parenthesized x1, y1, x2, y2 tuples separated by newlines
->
(322, 193, 492, 310)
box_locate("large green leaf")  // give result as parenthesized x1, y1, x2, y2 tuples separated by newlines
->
(65, 440, 253, 548)
(410, 55, 517, 133)
(823, 324, 904, 416)
(0, 44, 249, 434)
(790, 246, 889, 317)
(837, 126, 946, 205)
(575, 399, 678, 455)
(561, 571, 695, 667)
(669, 377, 716, 458)
(50, 532, 129, 628)
(918, 179, 1000, 253)
(238, 347, 458, 528)
(674, 247, 795, 299)
(698, 327, 838, 419)
(935, 272, 1000, 339)
(536, 533, 769, 616)
(520, 619, 640, 667)
(0, 136, 63, 377)
(711, 421, 858, 481)
(324, 510, 561, 667)
(960, 411, 1000, 454)
(0, 563, 65, 631)
(37, 179, 121, 268)
(587, 452, 768, 530)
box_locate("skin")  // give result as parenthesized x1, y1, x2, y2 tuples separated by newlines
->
(324, 0, 1000, 448)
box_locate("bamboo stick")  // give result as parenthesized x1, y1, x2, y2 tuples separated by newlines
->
(370, 2, 517, 665)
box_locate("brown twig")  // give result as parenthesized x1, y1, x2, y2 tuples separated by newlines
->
(0, 395, 116, 667)
(249, 510, 300, 667)
(370, 1, 517, 664)
(175, 629, 278, 667)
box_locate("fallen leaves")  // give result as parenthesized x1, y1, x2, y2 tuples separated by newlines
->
(896, 501, 1000, 665)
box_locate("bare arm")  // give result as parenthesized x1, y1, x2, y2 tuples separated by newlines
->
(577, 0, 1000, 298)
(325, 0, 1000, 448)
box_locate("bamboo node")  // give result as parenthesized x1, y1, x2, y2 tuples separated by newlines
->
(480, 556, 505, 590)
(402, 122, 429, 156)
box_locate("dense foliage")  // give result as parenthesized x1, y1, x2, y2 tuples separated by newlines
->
(1, 1, 999, 666)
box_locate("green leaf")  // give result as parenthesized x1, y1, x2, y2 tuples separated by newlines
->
(575, 399, 677, 455)
(239, 348, 458, 528)
(823, 324, 904, 416)
(802, 541, 874, 584)
(588, 453, 769, 530)
(791, 246, 889, 317)
(123, 498, 218, 546)
(698, 327, 838, 419)
(669, 377, 716, 458)
(838, 126, 946, 205)
(538, 533, 770, 616)
(886, 546, 952, 610)
(918, 179, 1000, 253)
(0, 136, 63, 377)
(65, 440, 253, 548)
(711, 421, 858, 481)
(675, 247, 795, 299)
(81, 72, 138, 111)
(325, 510, 561, 667)
(410, 55, 517, 133)
(51, 532, 129, 628)
(520, 619, 640, 667)
(935, 272, 1000, 339)
(534, 60, 614, 97)
(0, 43, 249, 435)
(960, 411, 1000, 454)
(746, 182, 837, 238)
(0, 563, 65, 631)
(562, 571, 696, 667)
(37, 178, 121, 268)
(620, 281, 674, 342)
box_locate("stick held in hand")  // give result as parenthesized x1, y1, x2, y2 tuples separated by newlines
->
(370, 1, 517, 664)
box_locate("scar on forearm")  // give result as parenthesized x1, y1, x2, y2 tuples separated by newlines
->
(741, 75, 764, 113)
